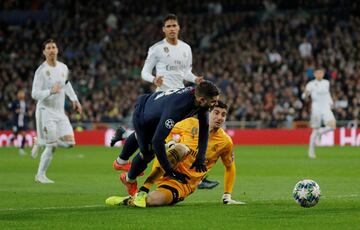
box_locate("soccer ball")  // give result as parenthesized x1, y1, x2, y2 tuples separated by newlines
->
(293, 179, 321, 207)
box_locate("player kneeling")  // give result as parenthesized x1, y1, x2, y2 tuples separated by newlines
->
(106, 101, 245, 207)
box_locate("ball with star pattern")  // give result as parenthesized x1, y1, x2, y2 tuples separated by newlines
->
(293, 179, 321, 207)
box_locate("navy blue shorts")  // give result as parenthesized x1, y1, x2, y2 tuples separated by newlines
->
(133, 94, 156, 158)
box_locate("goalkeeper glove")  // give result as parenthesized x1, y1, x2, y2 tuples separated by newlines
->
(222, 193, 246, 205)
(190, 157, 207, 172)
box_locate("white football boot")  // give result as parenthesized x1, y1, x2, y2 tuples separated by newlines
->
(35, 175, 55, 184)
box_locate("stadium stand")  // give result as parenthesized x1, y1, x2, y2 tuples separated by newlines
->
(1, 0, 359, 129)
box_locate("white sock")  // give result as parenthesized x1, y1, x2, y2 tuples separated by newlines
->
(37, 146, 54, 176)
(117, 157, 128, 164)
(123, 130, 134, 139)
(126, 173, 136, 183)
(319, 126, 334, 135)
(309, 129, 319, 156)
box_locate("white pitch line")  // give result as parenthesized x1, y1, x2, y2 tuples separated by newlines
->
(0, 204, 104, 212)
(0, 194, 358, 212)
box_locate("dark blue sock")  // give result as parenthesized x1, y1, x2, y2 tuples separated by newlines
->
(119, 132, 139, 160)
(127, 153, 149, 180)
(21, 135, 26, 149)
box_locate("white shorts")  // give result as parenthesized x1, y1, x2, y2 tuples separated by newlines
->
(36, 107, 74, 145)
(310, 109, 335, 128)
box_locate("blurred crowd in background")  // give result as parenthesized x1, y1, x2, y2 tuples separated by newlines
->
(1, 0, 359, 129)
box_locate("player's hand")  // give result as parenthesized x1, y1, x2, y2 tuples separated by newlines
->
(72, 101, 82, 114)
(190, 157, 207, 172)
(153, 76, 164, 87)
(222, 193, 246, 205)
(165, 170, 190, 184)
(195, 76, 204, 84)
(50, 82, 61, 94)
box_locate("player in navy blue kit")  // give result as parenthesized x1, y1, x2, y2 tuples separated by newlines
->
(120, 81, 220, 196)
(9, 90, 30, 156)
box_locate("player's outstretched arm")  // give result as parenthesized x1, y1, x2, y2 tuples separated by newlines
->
(221, 141, 245, 204)
(222, 162, 245, 204)
(190, 110, 209, 172)
(183, 47, 203, 84)
(141, 47, 158, 83)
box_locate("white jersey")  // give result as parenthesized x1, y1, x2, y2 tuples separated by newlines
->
(32, 61, 78, 114)
(141, 39, 197, 91)
(305, 79, 333, 112)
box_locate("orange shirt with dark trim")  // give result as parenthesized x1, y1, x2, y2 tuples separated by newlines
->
(165, 117, 234, 191)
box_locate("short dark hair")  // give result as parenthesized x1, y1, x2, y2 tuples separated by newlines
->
(195, 80, 220, 98)
(42, 39, 56, 50)
(315, 67, 325, 71)
(163, 14, 178, 26)
(214, 100, 228, 111)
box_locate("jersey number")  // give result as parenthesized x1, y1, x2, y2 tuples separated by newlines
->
(154, 89, 179, 100)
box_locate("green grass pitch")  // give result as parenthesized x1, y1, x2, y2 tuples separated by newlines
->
(0, 146, 359, 229)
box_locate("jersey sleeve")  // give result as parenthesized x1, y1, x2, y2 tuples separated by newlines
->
(221, 139, 236, 193)
(196, 109, 209, 160)
(327, 81, 334, 106)
(220, 139, 234, 167)
(63, 66, 79, 102)
(183, 46, 197, 83)
(141, 46, 159, 83)
(64, 82, 79, 102)
(165, 120, 186, 143)
(31, 67, 51, 101)
(152, 106, 178, 173)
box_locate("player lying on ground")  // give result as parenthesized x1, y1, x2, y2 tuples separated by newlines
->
(106, 101, 245, 207)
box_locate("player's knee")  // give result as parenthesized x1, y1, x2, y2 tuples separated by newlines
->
(140, 152, 155, 162)
(46, 141, 57, 148)
(167, 144, 189, 167)
(172, 143, 189, 161)
(146, 191, 170, 206)
(45, 144, 56, 154)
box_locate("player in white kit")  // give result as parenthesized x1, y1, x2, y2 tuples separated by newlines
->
(141, 14, 203, 91)
(31, 39, 82, 183)
(302, 68, 336, 158)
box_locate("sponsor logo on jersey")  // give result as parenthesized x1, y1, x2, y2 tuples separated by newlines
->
(191, 127, 198, 139)
(46, 71, 51, 76)
(164, 47, 169, 53)
(165, 64, 187, 71)
(165, 119, 175, 129)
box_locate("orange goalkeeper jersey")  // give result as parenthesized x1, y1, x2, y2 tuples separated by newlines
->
(164, 117, 234, 192)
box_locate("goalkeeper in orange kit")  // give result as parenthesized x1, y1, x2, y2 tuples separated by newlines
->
(106, 100, 245, 207)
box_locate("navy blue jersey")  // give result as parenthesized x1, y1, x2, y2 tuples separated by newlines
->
(134, 87, 209, 173)
(9, 99, 28, 129)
